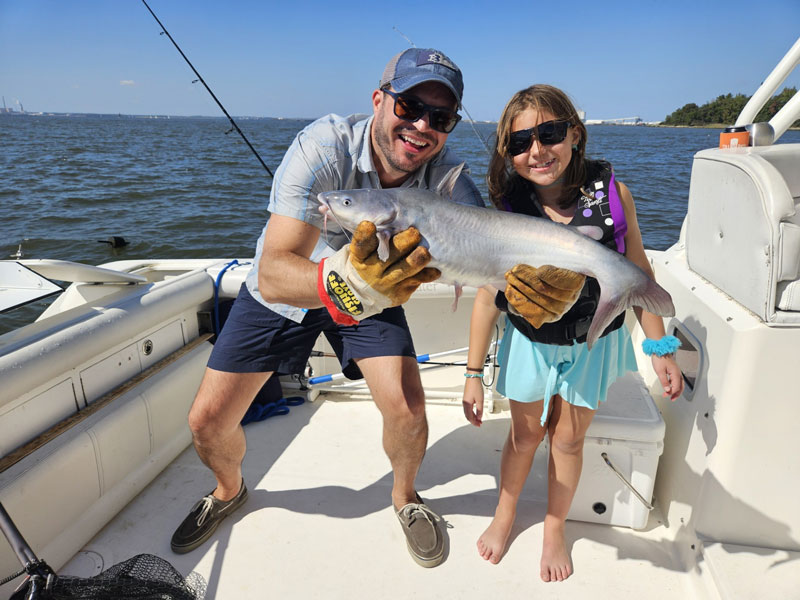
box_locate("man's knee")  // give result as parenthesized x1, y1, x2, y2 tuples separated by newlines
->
(187, 369, 264, 439)
(187, 391, 228, 441)
(379, 387, 426, 427)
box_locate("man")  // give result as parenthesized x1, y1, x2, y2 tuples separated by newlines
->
(170, 47, 585, 568)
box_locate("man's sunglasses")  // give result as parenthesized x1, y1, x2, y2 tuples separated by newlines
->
(381, 88, 462, 134)
(507, 120, 572, 155)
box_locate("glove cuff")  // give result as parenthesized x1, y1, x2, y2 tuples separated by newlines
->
(495, 290, 523, 317)
(317, 259, 359, 326)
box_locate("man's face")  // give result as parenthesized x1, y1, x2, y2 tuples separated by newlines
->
(371, 82, 457, 186)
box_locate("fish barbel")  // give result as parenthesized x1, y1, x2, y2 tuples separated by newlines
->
(317, 165, 674, 348)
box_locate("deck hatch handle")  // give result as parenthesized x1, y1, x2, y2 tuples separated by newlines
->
(601, 452, 654, 511)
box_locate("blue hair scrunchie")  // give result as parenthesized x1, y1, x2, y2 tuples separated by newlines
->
(642, 335, 681, 357)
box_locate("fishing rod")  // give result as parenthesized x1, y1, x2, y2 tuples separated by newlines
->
(140, 0, 273, 177)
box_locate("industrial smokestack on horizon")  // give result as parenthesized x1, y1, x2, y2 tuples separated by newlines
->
(0, 97, 25, 114)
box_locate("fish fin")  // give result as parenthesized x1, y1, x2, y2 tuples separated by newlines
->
(574, 225, 604, 241)
(631, 277, 676, 318)
(586, 290, 627, 350)
(376, 229, 391, 262)
(435, 163, 465, 199)
(586, 277, 675, 349)
(452, 284, 463, 312)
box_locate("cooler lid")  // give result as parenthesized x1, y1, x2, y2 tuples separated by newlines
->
(588, 372, 666, 444)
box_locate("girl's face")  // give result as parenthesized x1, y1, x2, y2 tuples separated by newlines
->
(509, 108, 580, 188)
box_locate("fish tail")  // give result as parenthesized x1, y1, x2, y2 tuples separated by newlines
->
(587, 277, 675, 349)
(631, 277, 676, 319)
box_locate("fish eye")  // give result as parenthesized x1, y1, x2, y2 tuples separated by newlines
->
(342, 198, 352, 206)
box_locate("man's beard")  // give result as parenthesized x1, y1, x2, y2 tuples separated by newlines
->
(373, 111, 434, 175)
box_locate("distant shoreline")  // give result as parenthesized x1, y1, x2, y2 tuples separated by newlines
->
(2, 112, 797, 131)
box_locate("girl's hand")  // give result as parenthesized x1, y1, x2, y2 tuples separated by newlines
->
(462, 378, 484, 426)
(652, 354, 684, 401)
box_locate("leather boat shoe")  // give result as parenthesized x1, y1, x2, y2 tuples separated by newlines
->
(171, 479, 248, 554)
(395, 493, 444, 568)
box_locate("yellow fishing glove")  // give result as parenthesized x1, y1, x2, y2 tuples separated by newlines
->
(318, 221, 441, 325)
(504, 264, 586, 328)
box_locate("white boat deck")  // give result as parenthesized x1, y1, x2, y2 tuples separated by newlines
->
(3, 251, 799, 599)
(58, 381, 698, 600)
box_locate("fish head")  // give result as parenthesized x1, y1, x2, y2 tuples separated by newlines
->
(317, 189, 398, 232)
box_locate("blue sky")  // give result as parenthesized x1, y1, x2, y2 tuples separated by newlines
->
(1, 0, 799, 122)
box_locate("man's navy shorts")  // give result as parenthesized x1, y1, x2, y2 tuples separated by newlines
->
(208, 284, 416, 380)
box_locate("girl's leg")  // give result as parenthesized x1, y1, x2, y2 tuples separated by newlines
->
(541, 396, 595, 582)
(478, 398, 548, 564)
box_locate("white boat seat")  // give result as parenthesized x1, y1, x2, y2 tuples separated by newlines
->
(685, 144, 800, 323)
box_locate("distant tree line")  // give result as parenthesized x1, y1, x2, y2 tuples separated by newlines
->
(663, 87, 798, 126)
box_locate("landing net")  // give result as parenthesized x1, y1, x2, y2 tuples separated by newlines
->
(9, 553, 205, 600)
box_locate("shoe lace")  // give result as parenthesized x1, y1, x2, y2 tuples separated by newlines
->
(400, 502, 440, 526)
(193, 495, 216, 527)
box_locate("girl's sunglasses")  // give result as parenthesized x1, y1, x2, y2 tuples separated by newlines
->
(381, 88, 462, 134)
(507, 120, 572, 155)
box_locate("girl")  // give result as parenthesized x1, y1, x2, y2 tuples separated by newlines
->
(462, 85, 683, 582)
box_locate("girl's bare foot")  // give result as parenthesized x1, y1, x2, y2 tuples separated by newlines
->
(477, 511, 514, 564)
(541, 519, 572, 582)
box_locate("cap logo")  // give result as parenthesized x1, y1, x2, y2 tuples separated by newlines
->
(417, 52, 457, 71)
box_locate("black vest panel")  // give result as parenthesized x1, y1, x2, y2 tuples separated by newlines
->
(497, 160, 627, 346)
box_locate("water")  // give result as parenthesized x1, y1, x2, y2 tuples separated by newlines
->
(2, 114, 799, 332)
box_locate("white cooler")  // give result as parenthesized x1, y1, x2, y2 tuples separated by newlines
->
(526, 371, 665, 530)
(569, 372, 665, 529)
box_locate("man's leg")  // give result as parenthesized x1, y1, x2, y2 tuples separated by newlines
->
(171, 282, 328, 554)
(357, 354, 444, 568)
(357, 355, 427, 510)
(171, 367, 270, 554)
(188, 367, 273, 500)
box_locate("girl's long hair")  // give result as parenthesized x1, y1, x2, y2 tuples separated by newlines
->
(487, 84, 588, 209)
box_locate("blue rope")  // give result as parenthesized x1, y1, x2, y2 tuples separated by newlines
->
(213, 260, 240, 335)
(242, 396, 305, 425)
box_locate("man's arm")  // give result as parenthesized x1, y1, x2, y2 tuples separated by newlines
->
(258, 212, 439, 322)
(258, 214, 323, 308)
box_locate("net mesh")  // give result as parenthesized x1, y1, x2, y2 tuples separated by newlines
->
(19, 553, 206, 600)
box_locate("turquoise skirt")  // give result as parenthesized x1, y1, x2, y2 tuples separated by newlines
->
(496, 317, 637, 425)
